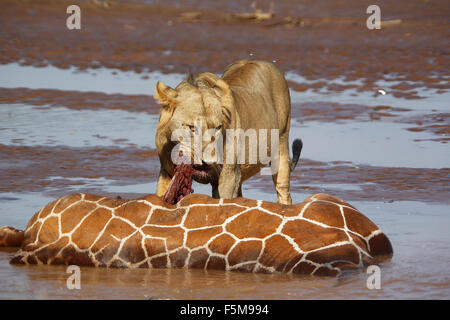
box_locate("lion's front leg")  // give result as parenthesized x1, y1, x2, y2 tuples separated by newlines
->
(272, 138, 293, 205)
(156, 169, 172, 197)
(217, 164, 241, 199)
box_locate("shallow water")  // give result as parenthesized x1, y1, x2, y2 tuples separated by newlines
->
(0, 62, 449, 299)
(1, 101, 447, 168)
(0, 103, 158, 148)
(291, 119, 449, 168)
(2, 63, 448, 114)
(0, 63, 184, 95)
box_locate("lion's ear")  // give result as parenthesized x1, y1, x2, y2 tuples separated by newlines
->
(197, 73, 234, 126)
(154, 81, 177, 106)
(197, 73, 230, 98)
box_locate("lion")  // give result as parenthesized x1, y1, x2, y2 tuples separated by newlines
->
(153, 60, 302, 204)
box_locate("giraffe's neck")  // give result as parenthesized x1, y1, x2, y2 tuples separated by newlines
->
(3, 192, 392, 277)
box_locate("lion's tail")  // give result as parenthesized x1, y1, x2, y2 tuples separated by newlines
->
(290, 139, 303, 172)
(0, 226, 24, 247)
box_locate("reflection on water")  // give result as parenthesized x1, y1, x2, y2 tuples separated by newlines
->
(0, 253, 340, 300)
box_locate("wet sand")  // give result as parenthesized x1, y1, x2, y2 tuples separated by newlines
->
(0, 0, 449, 299)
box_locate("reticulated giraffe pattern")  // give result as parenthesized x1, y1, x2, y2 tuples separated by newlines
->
(1, 193, 393, 277)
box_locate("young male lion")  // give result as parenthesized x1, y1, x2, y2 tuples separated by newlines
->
(154, 60, 302, 204)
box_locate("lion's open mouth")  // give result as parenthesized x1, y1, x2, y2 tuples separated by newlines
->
(163, 163, 218, 204)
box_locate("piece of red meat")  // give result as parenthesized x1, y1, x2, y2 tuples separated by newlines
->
(163, 164, 194, 204)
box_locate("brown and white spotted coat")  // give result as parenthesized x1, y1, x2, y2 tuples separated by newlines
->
(0, 193, 393, 277)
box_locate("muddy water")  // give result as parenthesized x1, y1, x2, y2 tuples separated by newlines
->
(1, 0, 449, 299)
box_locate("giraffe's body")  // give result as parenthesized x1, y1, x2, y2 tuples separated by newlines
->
(0, 193, 392, 277)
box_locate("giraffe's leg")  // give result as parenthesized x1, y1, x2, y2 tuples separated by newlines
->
(272, 137, 292, 205)
(0, 226, 24, 247)
(156, 169, 172, 197)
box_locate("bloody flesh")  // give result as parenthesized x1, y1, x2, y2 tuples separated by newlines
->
(163, 164, 194, 204)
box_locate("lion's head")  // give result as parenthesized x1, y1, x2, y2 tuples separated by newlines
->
(154, 72, 233, 184)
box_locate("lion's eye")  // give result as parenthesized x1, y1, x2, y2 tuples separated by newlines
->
(216, 125, 222, 130)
